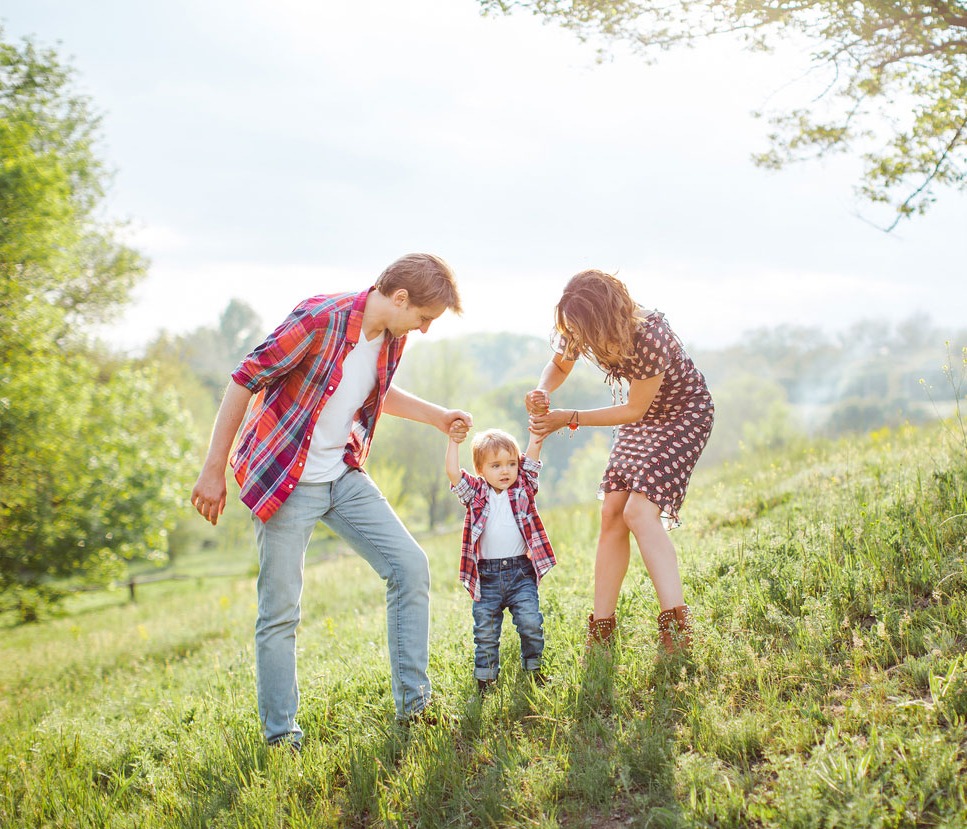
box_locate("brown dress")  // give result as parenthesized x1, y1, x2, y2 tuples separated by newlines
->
(598, 310, 714, 528)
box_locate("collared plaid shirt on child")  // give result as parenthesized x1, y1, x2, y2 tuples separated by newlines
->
(451, 455, 556, 601)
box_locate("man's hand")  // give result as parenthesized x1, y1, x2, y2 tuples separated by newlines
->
(190, 469, 228, 526)
(441, 409, 473, 437)
(449, 418, 470, 444)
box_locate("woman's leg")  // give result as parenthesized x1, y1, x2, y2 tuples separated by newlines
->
(593, 491, 633, 620)
(622, 493, 684, 610)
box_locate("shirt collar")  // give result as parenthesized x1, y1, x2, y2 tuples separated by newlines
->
(346, 288, 372, 345)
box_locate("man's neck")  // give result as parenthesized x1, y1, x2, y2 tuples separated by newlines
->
(361, 290, 391, 341)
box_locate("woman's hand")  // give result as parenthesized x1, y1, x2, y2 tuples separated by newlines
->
(528, 408, 571, 438)
(524, 389, 549, 415)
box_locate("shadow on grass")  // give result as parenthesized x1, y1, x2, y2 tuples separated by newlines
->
(562, 642, 690, 828)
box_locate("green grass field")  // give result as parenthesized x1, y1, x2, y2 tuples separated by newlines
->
(2, 420, 966, 828)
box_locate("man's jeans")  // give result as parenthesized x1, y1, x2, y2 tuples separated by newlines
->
(472, 555, 544, 682)
(252, 468, 431, 744)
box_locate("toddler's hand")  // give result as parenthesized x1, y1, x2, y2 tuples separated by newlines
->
(449, 418, 470, 443)
(525, 389, 549, 415)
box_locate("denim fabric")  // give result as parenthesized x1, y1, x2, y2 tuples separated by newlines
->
(252, 467, 431, 743)
(471, 555, 544, 681)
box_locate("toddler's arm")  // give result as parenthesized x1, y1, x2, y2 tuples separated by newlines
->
(445, 418, 469, 487)
(524, 430, 544, 462)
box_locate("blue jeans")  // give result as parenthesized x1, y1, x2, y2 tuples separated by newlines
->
(472, 555, 545, 681)
(252, 468, 431, 743)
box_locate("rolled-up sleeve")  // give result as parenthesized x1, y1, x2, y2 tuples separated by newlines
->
(519, 455, 542, 494)
(452, 470, 482, 506)
(232, 304, 322, 392)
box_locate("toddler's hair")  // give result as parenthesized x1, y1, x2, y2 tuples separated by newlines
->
(471, 429, 521, 474)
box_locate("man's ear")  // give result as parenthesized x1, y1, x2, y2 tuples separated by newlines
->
(392, 288, 409, 306)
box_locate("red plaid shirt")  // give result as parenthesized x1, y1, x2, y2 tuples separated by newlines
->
(229, 289, 405, 521)
(451, 455, 557, 601)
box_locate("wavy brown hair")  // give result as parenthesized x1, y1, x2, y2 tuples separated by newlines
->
(554, 270, 644, 373)
(376, 253, 462, 313)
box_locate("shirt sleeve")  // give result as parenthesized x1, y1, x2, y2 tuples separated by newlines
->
(518, 455, 542, 495)
(231, 302, 326, 391)
(451, 470, 483, 506)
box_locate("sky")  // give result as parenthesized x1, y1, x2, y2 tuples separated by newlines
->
(3, 0, 965, 352)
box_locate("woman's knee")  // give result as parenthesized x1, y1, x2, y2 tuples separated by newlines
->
(600, 499, 629, 534)
(623, 495, 661, 529)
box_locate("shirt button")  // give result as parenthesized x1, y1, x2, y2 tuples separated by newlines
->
(288, 484, 294, 489)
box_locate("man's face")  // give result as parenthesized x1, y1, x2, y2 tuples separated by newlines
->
(391, 300, 447, 337)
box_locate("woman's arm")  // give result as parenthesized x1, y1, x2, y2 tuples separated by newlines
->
(526, 353, 576, 414)
(528, 372, 665, 437)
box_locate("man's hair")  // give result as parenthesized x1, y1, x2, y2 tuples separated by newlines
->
(375, 253, 462, 313)
(554, 269, 644, 369)
(471, 429, 521, 475)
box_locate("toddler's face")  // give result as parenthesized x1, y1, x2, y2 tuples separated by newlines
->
(478, 448, 519, 493)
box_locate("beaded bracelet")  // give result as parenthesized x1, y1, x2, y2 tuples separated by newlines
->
(567, 410, 579, 431)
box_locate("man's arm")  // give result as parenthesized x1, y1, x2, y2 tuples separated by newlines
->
(190, 380, 253, 526)
(383, 384, 473, 434)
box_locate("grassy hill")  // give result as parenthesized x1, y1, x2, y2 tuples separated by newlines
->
(1, 419, 965, 827)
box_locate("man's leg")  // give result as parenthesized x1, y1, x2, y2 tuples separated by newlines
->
(324, 468, 432, 718)
(252, 484, 326, 745)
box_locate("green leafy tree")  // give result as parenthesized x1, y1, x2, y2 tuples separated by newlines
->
(479, 0, 967, 228)
(1, 30, 146, 329)
(0, 30, 191, 617)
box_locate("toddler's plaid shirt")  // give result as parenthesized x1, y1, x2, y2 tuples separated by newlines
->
(451, 455, 557, 601)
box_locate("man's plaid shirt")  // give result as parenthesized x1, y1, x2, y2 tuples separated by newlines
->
(451, 455, 557, 602)
(230, 289, 405, 521)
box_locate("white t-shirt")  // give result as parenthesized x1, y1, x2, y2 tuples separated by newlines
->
(301, 330, 383, 483)
(479, 487, 527, 560)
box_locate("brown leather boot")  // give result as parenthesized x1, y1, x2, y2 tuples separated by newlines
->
(657, 605, 693, 654)
(585, 612, 617, 651)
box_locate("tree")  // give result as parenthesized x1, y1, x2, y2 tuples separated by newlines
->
(479, 1, 967, 228)
(0, 30, 191, 617)
(1, 30, 146, 330)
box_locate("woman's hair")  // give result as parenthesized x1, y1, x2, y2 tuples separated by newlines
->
(471, 429, 521, 474)
(554, 269, 643, 369)
(375, 253, 462, 313)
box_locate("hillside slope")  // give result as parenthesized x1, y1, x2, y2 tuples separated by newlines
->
(1, 420, 965, 827)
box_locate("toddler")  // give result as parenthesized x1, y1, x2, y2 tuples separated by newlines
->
(446, 426, 557, 693)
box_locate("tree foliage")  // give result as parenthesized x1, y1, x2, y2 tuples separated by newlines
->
(0, 30, 193, 617)
(479, 0, 967, 228)
(1, 29, 146, 330)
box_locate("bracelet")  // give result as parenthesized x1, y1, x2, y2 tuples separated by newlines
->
(567, 410, 579, 431)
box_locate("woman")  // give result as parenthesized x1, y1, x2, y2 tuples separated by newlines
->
(526, 270, 714, 654)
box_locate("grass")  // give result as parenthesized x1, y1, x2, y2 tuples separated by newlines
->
(1, 419, 966, 827)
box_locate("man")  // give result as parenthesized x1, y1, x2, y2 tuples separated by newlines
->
(191, 253, 471, 748)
